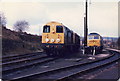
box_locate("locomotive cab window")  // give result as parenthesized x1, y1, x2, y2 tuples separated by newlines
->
(56, 26, 63, 33)
(94, 36, 99, 39)
(88, 36, 94, 39)
(43, 25, 50, 33)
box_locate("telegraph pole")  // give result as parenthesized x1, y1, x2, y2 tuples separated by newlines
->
(84, 0, 88, 54)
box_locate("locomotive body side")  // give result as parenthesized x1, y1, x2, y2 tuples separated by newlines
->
(64, 27, 80, 52)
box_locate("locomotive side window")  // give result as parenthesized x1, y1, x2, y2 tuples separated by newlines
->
(56, 26, 63, 33)
(43, 25, 50, 33)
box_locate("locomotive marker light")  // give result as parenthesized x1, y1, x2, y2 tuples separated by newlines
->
(56, 39, 60, 42)
(45, 38, 49, 43)
(51, 39, 54, 42)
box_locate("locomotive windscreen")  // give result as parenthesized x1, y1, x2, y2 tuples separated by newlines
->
(56, 26, 63, 33)
(88, 36, 99, 39)
(94, 36, 99, 39)
(43, 25, 50, 33)
(88, 36, 93, 39)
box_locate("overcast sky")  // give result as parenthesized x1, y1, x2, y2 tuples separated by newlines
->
(0, 0, 119, 37)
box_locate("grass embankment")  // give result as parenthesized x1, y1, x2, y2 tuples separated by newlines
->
(2, 26, 42, 56)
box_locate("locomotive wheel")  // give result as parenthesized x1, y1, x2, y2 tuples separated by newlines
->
(70, 46, 74, 53)
(46, 50, 52, 56)
(56, 51, 60, 56)
(53, 51, 60, 56)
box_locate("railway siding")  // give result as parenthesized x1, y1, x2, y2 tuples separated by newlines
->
(106, 48, 120, 53)
(3, 51, 113, 80)
(2, 57, 57, 74)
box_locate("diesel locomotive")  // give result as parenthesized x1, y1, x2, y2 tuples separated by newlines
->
(42, 21, 80, 56)
(87, 33, 103, 54)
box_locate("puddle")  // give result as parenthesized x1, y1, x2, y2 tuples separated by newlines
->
(65, 58, 82, 61)
(88, 57, 96, 60)
(40, 65, 49, 68)
(95, 54, 110, 58)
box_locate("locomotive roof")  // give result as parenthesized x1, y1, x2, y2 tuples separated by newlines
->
(45, 21, 64, 26)
(88, 33, 100, 36)
(45, 21, 80, 37)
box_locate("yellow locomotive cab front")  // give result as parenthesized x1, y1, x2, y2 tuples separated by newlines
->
(42, 22, 64, 44)
(87, 35, 100, 47)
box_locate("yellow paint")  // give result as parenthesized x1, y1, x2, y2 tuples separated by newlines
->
(87, 39, 100, 46)
(42, 21, 64, 44)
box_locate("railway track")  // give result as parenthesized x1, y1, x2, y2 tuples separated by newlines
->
(2, 56, 58, 75)
(1, 52, 45, 63)
(2, 54, 47, 67)
(3, 49, 119, 81)
(1, 52, 49, 74)
(55, 50, 119, 81)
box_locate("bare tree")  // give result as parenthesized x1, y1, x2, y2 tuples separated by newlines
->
(13, 20, 29, 32)
(0, 12, 7, 27)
